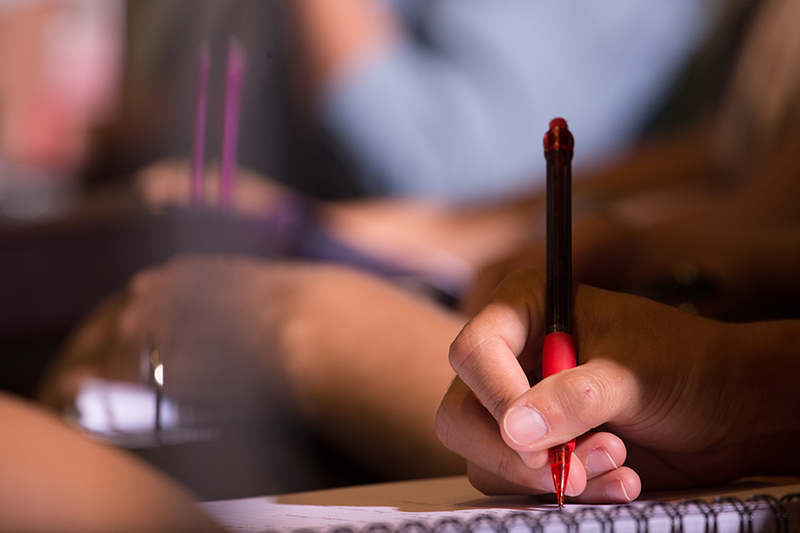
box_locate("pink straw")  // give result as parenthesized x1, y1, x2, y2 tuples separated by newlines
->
(220, 38, 246, 210)
(191, 44, 210, 207)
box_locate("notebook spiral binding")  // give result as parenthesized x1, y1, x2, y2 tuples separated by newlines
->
(287, 494, 800, 533)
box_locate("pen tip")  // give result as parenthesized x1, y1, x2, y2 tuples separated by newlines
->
(550, 444, 572, 509)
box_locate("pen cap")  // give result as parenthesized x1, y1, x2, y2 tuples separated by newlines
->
(543, 118, 574, 156)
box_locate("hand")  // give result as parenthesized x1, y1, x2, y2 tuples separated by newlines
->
(135, 158, 291, 217)
(462, 213, 668, 315)
(438, 269, 785, 502)
(39, 255, 467, 479)
(38, 255, 321, 413)
(463, 208, 800, 321)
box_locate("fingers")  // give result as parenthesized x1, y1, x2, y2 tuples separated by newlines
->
(442, 268, 647, 502)
(135, 157, 286, 216)
(449, 270, 639, 450)
(500, 358, 636, 452)
(467, 462, 640, 504)
(437, 378, 552, 489)
(36, 292, 133, 409)
(437, 377, 640, 503)
(577, 467, 641, 503)
(448, 270, 546, 421)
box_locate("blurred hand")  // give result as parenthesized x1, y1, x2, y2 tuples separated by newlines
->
(438, 269, 789, 502)
(135, 158, 291, 217)
(39, 255, 468, 479)
(462, 209, 797, 321)
(39, 256, 322, 413)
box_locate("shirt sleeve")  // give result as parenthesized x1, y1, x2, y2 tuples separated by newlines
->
(319, 0, 714, 204)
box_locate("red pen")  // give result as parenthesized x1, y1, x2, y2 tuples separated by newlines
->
(542, 118, 576, 508)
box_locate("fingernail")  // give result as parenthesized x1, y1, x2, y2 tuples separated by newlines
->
(586, 448, 618, 474)
(539, 469, 577, 496)
(604, 478, 632, 502)
(504, 406, 549, 446)
(517, 451, 538, 468)
(539, 470, 556, 492)
(539, 471, 576, 497)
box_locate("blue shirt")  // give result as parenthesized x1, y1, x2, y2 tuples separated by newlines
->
(319, 0, 715, 203)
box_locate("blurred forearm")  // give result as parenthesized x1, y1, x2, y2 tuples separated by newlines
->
(289, 0, 398, 98)
(277, 265, 467, 479)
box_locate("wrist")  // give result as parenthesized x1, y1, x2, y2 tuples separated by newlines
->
(724, 320, 800, 476)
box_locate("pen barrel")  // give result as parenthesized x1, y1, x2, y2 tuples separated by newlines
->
(545, 148, 572, 334)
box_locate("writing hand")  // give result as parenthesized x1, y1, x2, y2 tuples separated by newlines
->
(439, 269, 783, 502)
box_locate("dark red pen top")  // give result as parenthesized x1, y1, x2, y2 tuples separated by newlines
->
(543, 118, 574, 335)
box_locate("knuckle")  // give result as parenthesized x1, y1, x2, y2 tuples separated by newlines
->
(434, 401, 457, 450)
(466, 463, 495, 494)
(449, 334, 518, 418)
(480, 386, 515, 420)
(129, 269, 159, 294)
(557, 371, 612, 427)
(447, 332, 475, 372)
(493, 450, 520, 483)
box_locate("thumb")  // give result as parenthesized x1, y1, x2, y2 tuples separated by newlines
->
(499, 358, 637, 452)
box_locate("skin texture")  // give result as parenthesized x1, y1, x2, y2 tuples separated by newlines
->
(41, 117, 800, 502)
(463, 124, 800, 320)
(438, 269, 800, 501)
(0, 392, 223, 533)
(39, 257, 466, 481)
(128, 124, 720, 308)
(288, 0, 399, 106)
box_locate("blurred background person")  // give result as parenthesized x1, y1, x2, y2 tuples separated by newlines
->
(0, 0, 122, 219)
(3, 0, 790, 515)
(287, 0, 717, 201)
(37, 0, 800, 499)
(91, 0, 720, 203)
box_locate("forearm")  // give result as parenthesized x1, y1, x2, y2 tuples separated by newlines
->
(0, 393, 222, 532)
(320, 196, 541, 287)
(574, 123, 720, 203)
(725, 320, 800, 477)
(289, 0, 398, 98)
(277, 265, 466, 479)
(715, 123, 800, 225)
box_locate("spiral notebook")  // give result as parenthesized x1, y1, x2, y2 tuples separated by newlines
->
(197, 475, 800, 533)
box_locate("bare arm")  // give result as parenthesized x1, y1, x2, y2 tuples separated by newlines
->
(0, 393, 222, 532)
(277, 263, 466, 478)
(40, 258, 466, 480)
(288, 0, 398, 99)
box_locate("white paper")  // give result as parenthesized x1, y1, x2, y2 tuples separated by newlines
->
(197, 476, 800, 533)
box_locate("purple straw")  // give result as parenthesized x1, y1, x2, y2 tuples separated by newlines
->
(191, 44, 210, 207)
(220, 38, 246, 210)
